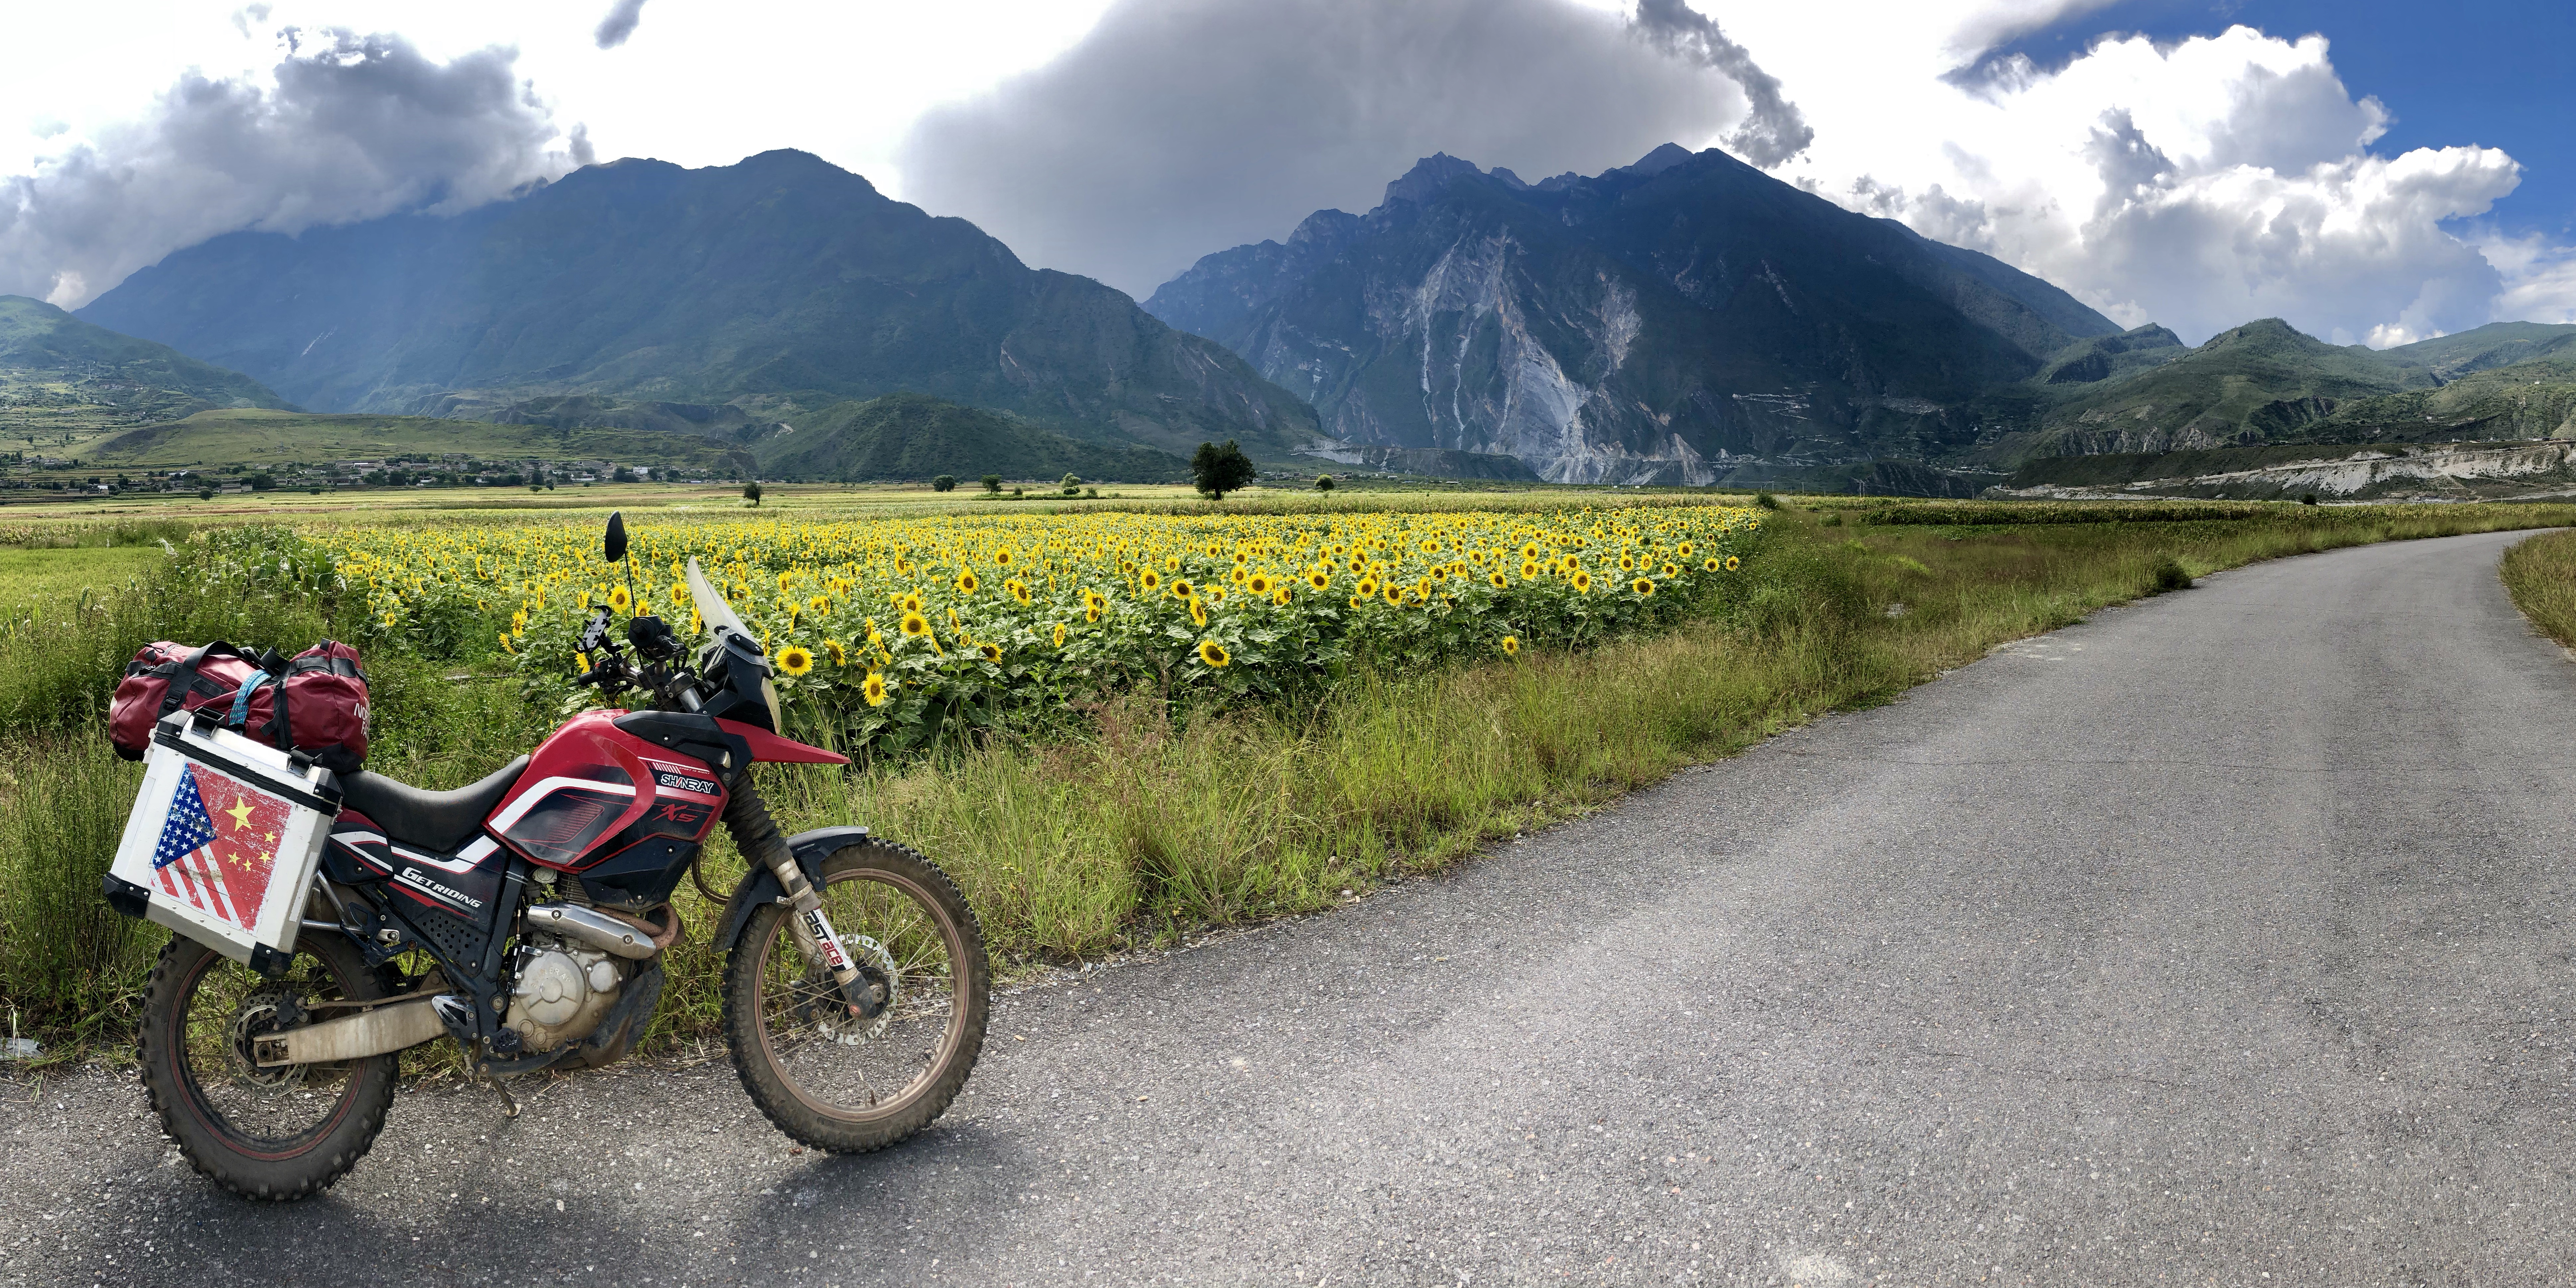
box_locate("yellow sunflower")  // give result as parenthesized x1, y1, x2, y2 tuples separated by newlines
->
(1500, 635, 1520, 656)
(955, 569, 980, 595)
(1488, 570, 1509, 589)
(1140, 569, 1162, 591)
(607, 584, 633, 613)
(1705, 557, 1724, 572)
(1520, 560, 1541, 581)
(776, 644, 815, 676)
(1052, 622, 1069, 647)
(1571, 570, 1593, 592)
(1196, 639, 1230, 667)
(825, 639, 846, 665)
(1247, 572, 1272, 594)
(1632, 577, 1655, 596)
(1189, 597, 1210, 628)
(1170, 577, 1195, 600)
(1306, 569, 1331, 590)
(899, 611, 932, 638)
(1725, 555, 1742, 571)
(862, 671, 889, 707)
(977, 642, 1003, 663)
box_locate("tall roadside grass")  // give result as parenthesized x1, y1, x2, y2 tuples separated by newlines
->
(2498, 527, 2576, 647)
(739, 505, 2576, 970)
(8, 501, 2576, 1052)
(0, 732, 151, 1045)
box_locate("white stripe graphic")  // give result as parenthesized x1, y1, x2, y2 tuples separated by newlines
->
(191, 851, 239, 925)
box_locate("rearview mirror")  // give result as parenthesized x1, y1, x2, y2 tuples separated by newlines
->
(604, 511, 627, 564)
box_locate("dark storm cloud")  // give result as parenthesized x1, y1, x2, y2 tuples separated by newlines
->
(900, 0, 1799, 298)
(1631, 0, 1811, 167)
(0, 30, 573, 307)
(594, 0, 650, 50)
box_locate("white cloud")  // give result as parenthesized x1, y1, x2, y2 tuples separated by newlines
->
(2480, 231, 2576, 327)
(1740, 15, 2548, 345)
(0, 30, 578, 308)
(900, 0, 1774, 297)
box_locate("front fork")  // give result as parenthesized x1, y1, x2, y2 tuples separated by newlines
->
(723, 776, 886, 1020)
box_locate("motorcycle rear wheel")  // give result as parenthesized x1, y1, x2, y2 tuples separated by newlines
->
(138, 932, 399, 1200)
(721, 839, 989, 1153)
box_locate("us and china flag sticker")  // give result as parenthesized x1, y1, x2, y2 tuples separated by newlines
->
(151, 764, 285, 931)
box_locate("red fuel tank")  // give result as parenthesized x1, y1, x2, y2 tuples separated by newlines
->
(485, 710, 727, 875)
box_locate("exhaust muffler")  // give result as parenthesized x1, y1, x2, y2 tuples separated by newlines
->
(522, 902, 661, 959)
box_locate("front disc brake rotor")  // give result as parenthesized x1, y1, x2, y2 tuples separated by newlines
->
(802, 934, 899, 1045)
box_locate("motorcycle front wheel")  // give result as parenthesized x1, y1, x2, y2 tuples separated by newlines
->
(721, 838, 989, 1153)
(137, 932, 399, 1199)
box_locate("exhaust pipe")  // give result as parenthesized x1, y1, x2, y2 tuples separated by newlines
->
(523, 902, 660, 959)
(253, 997, 445, 1067)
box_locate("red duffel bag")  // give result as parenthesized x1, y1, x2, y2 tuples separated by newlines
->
(109, 641, 264, 760)
(108, 639, 371, 772)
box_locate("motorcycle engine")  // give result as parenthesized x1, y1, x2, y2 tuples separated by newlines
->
(504, 935, 626, 1052)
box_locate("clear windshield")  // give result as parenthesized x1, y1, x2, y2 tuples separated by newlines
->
(685, 556, 756, 647)
(685, 556, 785, 728)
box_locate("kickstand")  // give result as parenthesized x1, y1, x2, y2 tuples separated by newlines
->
(483, 1073, 520, 1120)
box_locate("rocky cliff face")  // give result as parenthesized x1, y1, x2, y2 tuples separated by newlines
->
(1146, 146, 2119, 483)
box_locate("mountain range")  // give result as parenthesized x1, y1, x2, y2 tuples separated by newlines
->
(76, 150, 1319, 464)
(1146, 145, 2124, 484)
(1, 295, 291, 456)
(31, 144, 2576, 493)
(1149, 146, 2576, 489)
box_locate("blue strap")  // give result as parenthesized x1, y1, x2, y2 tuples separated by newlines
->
(227, 671, 272, 728)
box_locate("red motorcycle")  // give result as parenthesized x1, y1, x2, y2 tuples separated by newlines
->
(129, 514, 989, 1199)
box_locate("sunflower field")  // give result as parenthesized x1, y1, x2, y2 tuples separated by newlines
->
(311, 505, 1764, 756)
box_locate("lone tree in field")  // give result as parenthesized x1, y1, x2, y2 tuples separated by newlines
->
(1061, 473, 1082, 497)
(743, 481, 763, 507)
(1192, 440, 1256, 501)
(932, 474, 957, 493)
(982, 474, 1003, 494)
(1315, 474, 1335, 492)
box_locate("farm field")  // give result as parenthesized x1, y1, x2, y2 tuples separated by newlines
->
(6, 493, 2576, 1059)
(0, 545, 159, 618)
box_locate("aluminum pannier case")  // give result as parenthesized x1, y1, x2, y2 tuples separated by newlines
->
(103, 710, 343, 975)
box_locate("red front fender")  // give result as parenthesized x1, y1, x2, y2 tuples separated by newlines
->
(716, 718, 851, 766)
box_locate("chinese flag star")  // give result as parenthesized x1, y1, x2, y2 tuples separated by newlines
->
(223, 796, 256, 832)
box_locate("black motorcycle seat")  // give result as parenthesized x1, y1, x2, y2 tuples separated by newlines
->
(338, 756, 531, 853)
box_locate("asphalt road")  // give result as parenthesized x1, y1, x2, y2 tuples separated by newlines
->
(11, 528, 2576, 1287)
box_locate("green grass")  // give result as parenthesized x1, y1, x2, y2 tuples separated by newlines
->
(8, 499, 2576, 1057)
(0, 545, 161, 618)
(2499, 528, 2576, 648)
